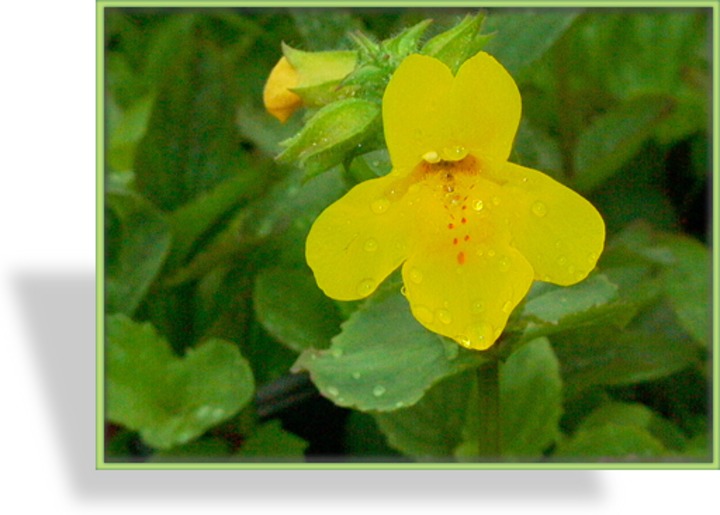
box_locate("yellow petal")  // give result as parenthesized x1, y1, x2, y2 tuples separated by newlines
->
(263, 57, 302, 123)
(395, 169, 533, 350)
(402, 239, 534, 351)
(491, 162, 606, 286)
(448, 52, 522, 165)
(382, 54, 454, 172)
(306, 173, 414, 301)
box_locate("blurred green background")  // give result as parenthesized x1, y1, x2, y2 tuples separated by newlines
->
(103, 7, 712, 463)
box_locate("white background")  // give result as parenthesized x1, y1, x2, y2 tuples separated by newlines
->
(0, 0, 716, 512)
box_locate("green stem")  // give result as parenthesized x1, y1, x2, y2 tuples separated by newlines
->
(476, 358, 501, 460)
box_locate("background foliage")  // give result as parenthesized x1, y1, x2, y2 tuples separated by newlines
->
(104, 7, 712, 463)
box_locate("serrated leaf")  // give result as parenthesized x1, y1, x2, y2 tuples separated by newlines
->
(254, 267, 342, 352)
(237, 420, 308, 459)
(106, 314, 255, 450)
(573, 95, 672, 192)
(294, 291, 484, 412)
(374, 371, 474, 458)
(277, 98, 380, 179)
(106, 188, 171, 315)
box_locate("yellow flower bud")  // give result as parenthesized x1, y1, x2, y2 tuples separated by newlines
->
(263, 56, 302, 123)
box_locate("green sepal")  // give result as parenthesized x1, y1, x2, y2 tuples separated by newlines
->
(422, 14, 492, 73)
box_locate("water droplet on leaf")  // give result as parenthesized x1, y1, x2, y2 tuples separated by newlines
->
(531, 201, 547, 217)
(373, 385, 386, 397)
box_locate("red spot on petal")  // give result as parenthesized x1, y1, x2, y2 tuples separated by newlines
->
(448, 223, 454, 229)
(453, 237, 458, 245)
(457, 251, 466, 265)
(461, 217, 467, 224)
(461, 205, 467, 210)
(464, 235, 470, 242)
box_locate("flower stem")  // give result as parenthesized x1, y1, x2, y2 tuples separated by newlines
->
(476, 358, 501, 460)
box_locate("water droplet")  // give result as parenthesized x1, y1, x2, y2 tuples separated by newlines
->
(196, 406, 211, 419)
(476, 249, 484, 257)
(356, 278, 375, 296)
(487, 249, 496, 257)
(521, 176, 529, 183)
(492, 196, 501, 206)
(444, 145, 467, 160)
(363, 238, 378, 252)
(409, 268, 423, 284)
(588, 252, 598, 263)
(373, 385, 386, 397)
(395, 401, 406, 409)
(212, 408, 225, 419)
(352, 371, 362, 380)
(422, 150, 440, 163)
(414, 305, 434, 324)
(456, 334, 472, 348)
(330, 347, 343, 358)
(371, 198, 390, 214)
(387, 188, 401, 200)
(498, 256, 511, 272)
(531, 201, 547, 217)
(502, 300, 513, 314)
(493, 328, 502, 339)
(472, 300, 486, 313)
(473, 199, 484, 211)
(436, 309, 452, 325)
(327, 386, 340, 397)
(557, 256, 567, 266)
(470, 322, 494, 347)
(555, 240, 563, 249)
(400, 285, 407, 297)
(567, 265, 576, 275)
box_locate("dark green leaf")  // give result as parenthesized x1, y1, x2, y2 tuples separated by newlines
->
(106, 187, 171, 315)
(106, 314, 255, 450)
(294, 291, 484, 412)
(484, 10, 579, 76)
(374, 371, 474, 458)
(573, 96, 672, 192)
(254, 267, 342, 352)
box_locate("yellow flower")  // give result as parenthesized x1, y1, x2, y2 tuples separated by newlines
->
(263, 56, 302, 123)
(306, 51, 605, 350)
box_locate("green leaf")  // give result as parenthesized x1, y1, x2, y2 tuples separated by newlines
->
(253, 267, 342, 352)
(577, 401, 687, 452)
(500, 338, 563, 458)
(555, 424, 666, 459)
(237, 420, 308, 459)
(374, 371, 474, 458)
(553, 327, 699, 398)
(106, 187, 171, 315)
(658, 234, 711, 346)
(106, 314, 255, 450)
(294, 291, 484, 412)
(422, 14, 491, 74)
(134, 15, 251, 210)
(108, 94, 155, 172)
(277, 98, 381, 179)
(483, 10, 579, 76)
(573, 95, 672, 192)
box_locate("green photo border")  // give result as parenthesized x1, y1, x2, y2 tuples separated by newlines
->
(96, 0, 720, 470)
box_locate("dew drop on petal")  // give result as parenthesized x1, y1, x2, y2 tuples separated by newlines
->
(487, 249, 496, 257)
(363, 238, 378, 252)
(373, 385, 386, 397)
(409, 268, 423, 284)
(356, 278, 376, 296)
(492, 196, 501, 206)
(371, 198, 390, 214)
(400, 285, 407, 297)
(470, 322, 494, 347)
(498, 256, 511, 272)
(422, 150, 440, 163)
(473, 199, 484, 211)
(455, 334, 472, 348)
(588, 252, 598, 264)
(502, 300, 513, 314)
(436, 309, 453, 325)
(557, 256, 567, 266)
(414, 305, 434, 325)
(531, 201, 548, 217)
(471, 300, 486, 314)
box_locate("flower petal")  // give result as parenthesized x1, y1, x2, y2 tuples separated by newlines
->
(382, 54, 454, 172)
(401, 233, 534, 351)
(492, 162, 606, 286)
(448, 52, 521, 164)
(306, 173, 414, 300)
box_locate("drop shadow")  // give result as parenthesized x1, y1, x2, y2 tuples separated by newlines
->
(15, 271, 605, 503)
